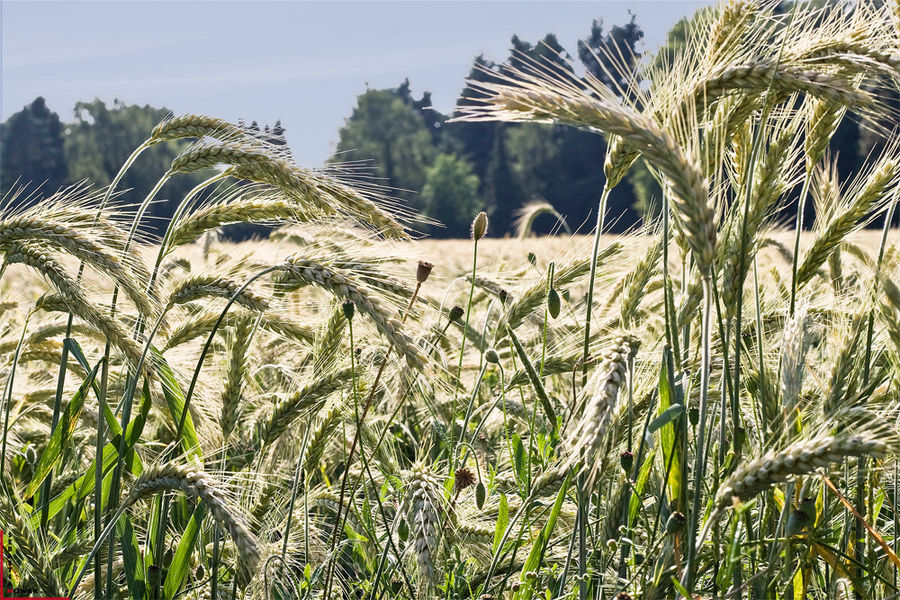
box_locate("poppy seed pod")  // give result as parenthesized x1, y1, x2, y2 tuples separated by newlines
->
(665, 511, 686, 535)
(619, 451, 634, 473)
(548, 287, 561, 319)
(342, 299, 355, 321)
(449, 305, 465, 322)
(455, 467, 476, 492)
(416, 260, 433, 283)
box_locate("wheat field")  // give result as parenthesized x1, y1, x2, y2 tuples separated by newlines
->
(2, 1, 900, 599)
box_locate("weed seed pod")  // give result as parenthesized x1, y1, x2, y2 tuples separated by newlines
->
(449, 305, 465, 322)
(417, 260, 434, 283)
(475, 482, 486, 509)
(471, 211, 488, 241)
(548, 287, 561, 318)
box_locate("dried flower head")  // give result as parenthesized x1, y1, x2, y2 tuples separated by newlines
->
(454, 467, 477, 492)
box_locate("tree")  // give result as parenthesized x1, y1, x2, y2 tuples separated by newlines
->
(578, 14, 644, 98)
(421, 153, 481, 237)
(395, 79, 445, 145)
(0, 97, 68, 198)
(334, 87, 436, 209)
(508, 33, 573, 74)
(64, 99, 208, 235)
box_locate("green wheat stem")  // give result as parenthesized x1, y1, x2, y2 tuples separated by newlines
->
(583, 184, 612, 386)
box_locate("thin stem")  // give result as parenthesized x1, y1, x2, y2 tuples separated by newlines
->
(683, 274, 712, 592)
(451, 237, 480, 465)
(582, 184, 611, 386)
(0, 308, 35, 476)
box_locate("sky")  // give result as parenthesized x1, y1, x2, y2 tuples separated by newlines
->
(1, 0, 714, 167)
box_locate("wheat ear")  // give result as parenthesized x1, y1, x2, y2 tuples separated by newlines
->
(567, 335, 640, 490)
(122, 463, 260, 586)
(220, 314, 255, 440)
(168, 274, 270, 312)
(699, 428, 899, 547)
(280, 257, 426, 368)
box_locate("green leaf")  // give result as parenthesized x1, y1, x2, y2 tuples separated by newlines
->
(657, 346, 683, 508)
(164, 503, 205, 600)
(629, 448, 655, 526)
(119, 513, 148, 600)
(671, 576, 692, 598)
(512, 434, 527, 485)
(649, 404, 684, 433)
(152, 348, 202, 458)
(25, 359, 100, 498)
(65, 338, 122, 437)
(513, 474, 570, 600)
(494, 493, 508, 553)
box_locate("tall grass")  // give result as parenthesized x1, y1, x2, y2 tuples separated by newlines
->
(1, 1, 900, 598)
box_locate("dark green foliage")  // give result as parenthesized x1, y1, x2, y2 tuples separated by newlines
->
(0, 97, 68, 198)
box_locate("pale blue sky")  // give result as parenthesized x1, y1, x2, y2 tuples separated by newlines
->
(1, 1, 713, 167)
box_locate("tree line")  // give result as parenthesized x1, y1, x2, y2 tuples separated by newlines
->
(1, 7, 892, 238)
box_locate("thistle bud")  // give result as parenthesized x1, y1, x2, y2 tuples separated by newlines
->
(471, 211, 488, 241)
(619, 451, 634, 474)
(449, 305, 465, 322)
(484, 348, 500, 364)
(547, 287, 561, 319)
(342, 299, 355, 321)
(416, 260, 434, 283)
